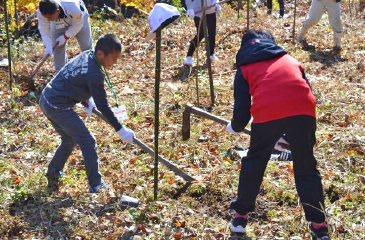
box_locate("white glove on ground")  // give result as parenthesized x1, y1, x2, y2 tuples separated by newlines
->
(216, 4, 222, 15)
(274, 136, 290, 151)
(187, 9, 195, 19)
(56, 35, 67, 47)
(227, 122, 239, 135)
(83, 97, 95, 116)
(117, 127, 135, 143)
(44, 46, 53, 57)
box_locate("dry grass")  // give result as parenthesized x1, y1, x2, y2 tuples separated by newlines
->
(0, 1, 364, 239)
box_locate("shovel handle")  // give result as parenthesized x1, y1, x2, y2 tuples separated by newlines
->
(29, 54, 50, 81)
(81, 102, 195, 182)
(186, 103, 251, 135)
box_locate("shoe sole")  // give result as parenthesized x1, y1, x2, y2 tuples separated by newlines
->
(229, 223, 246, 233)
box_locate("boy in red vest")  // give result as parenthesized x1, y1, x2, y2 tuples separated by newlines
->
(226, 30, 329, 239)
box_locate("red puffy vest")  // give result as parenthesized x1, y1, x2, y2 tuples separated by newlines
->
(240, 54, 316, 123)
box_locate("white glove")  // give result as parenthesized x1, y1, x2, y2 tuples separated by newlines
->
(44, 46, 53, 57)
(187, 9, 195, 19)
(216, 4, 222, 15)
(117, 127, 135, 143)
(83, 97, 95, 116)
(56, 35, 67, 47)
(227, 122, 239, 135)
(274, 136, 290, 151)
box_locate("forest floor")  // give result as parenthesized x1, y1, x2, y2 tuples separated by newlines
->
(0, 1, 364, 239)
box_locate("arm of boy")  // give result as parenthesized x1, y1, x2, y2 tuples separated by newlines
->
(87, 73, 135, 143)
(230, 68, 252, 132)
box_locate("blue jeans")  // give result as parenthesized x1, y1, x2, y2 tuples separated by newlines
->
(39, 95, 102, 188)
(230, 115, 326, 223)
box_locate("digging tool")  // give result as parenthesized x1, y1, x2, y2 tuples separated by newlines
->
(200, 0, 215, 107)
(182, 103, 250, 141)
(81, 103, 195, 183)
(28, 43, 58, 90)
(28, 54, 50, 90)
(182, 104, 291, 151)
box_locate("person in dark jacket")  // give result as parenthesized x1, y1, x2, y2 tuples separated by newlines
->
(226, 30, 330, 239)
(40, 34, 135, 194)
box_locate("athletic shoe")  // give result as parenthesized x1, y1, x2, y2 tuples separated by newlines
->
(309, 222, 330, 240)
(89, 181, 109, 193)
(46, 172, 64, 193)
(229, 216, 248, 233)
(183, 56, 193, 66)
(210, 54, 219, 61)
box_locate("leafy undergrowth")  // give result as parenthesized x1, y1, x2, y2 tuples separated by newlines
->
(1, 2, 364, 239)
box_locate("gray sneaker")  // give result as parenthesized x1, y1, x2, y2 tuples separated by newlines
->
(89, 181, 109, 193)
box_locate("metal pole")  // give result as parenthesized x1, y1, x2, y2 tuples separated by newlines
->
(246, 0, 250, 30)
(238, 0, 243, 19)
(14, 0, 20, 57)
(292, 0, 297, 40)
(200, 0, 215, 107)
(4, 0, 13, 90)
(154, 29, 161, 201)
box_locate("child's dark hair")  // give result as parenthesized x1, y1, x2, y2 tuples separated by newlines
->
(95, 34, 122, 55)
(39, 0, 59, 16)
(241, 29, 276, 46)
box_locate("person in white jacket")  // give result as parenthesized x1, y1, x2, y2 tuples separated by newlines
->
(183, 0, 221, 66)
(298, 0, 343, 51)
(37, 0, 92, 72)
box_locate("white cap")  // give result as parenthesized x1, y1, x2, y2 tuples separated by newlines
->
(145, 3, 180, 41)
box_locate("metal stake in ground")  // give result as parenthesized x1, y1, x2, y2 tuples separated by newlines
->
(292, 0, 298, 39)
(238, 0, 243, 19)
(246, 0, 250, 30)
(4, 0, 13, 90)
(154, 29, 161, 201)
(200, 0, 215, 107)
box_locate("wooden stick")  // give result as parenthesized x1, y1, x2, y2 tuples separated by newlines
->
(28, 54, 50, 90)
(182, 103, 251, 141)
(85, 105, 195, 182)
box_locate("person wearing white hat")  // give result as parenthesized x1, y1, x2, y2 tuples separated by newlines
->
(37, 0, 92, 72)
(184, 0, 222, 66)
(145, 3, 180, 41)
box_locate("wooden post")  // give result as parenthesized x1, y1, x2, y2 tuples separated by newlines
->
(154, 29, 161, 200)
(4, 0, 13, 90)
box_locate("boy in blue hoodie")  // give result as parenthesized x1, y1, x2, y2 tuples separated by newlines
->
(227, 30, 329, 239)
(40, 34, 135, 193)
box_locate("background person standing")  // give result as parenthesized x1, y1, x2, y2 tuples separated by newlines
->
(37, 0, 93, 72)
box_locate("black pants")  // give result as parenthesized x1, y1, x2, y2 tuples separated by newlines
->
(267, 0, 285, 16)
(230, 115, 326, 223)
(187, 13, 216, 57)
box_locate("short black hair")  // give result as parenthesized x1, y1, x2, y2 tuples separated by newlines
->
(241, 29, 276, 46)
(39, 0, 59, 16)
(95, 34, 122, 55)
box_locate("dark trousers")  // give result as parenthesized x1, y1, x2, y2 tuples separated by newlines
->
(187, 13, 216, 57)
(267, 0, 285, 16)
(230, 115, 326, 223)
